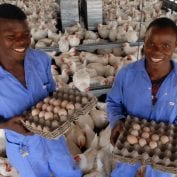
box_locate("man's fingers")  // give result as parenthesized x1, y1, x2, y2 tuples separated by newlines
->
(110, 128, 120, 146)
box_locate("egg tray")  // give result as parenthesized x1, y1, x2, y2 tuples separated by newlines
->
(21, 88, 97, 139)
(113, 116, 177, 174)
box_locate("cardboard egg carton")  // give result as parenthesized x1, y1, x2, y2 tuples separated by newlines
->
(21, 88, 97, 139)
(113, 116, 177, 174)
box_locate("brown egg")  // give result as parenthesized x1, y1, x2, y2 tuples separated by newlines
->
(36, 101, 43, 109)
(141, 132, 150, 139)
(45, 120, 51, 127)
(57, 109, 67, 116)
(143, 127, 150, 132)
(39, 111, 45, 118)
(69, 95, 74, 101)
(132, 123, 141, 130)
(127, 135, 138, 145)
(49, 98, 56, 105)
(43, 97, 50, 103)
(31, 108, 40, 117)
(61, 100, 68, 108)
(151, 134, 159, 141)
(51, 120, 59, 129)
(44, 112, 54, 120)
(60, 116, 67, 122)
(66, 102, 75, 110)
(130, 130, 139, 137)
(160, 135, 169, 144)
(46, 105, 54, 112)
(42, 103, 49, 111)
(63, 93, 68, 99)
(53, 100, 61, 106)
(139, 138, 147, 147)
(53, 106, 60, 114)
(82, 97, 88, 105)
(75, 96, 81, 102)
(149, 141, 157, 149)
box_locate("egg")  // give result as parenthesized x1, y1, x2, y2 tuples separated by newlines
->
(141, 132, 150, 139)
(49, 98, 56, 105)
(143, 127, 150, 132)
(139, 138, 147, 147)
(46, 105, 54, 112)
(127, 135, 138, 145)
(66, 102, 75, 110)
(69, 95, 74, 101)
(60, 116, 67, 122)
(130, 130, 139, 137)
(42, 103, 49, 111)
(82, 97, 88, 105)
(36, 102, 43, 109)
(43, 97, 50, 103)
(44, 112, 54, 120)
(53, 106, 60, 114)
(53, 100, 61, 106)
(39, 118, 45, 125)
(151, 134, 159, 141)
(63, 93, 68, 99)
(75, 96, 81, 102)
(149, 141, 157, 149)
(132, 123, 141, 130)
(160, 135, 169, 144)
(39, 111, 45, 118)
(61, 100, 68, 108)
(57, 108, 67, 116)
(31, 108, 40, 117)
(45, 120, 51, 127)
(51, 120, 59, 129)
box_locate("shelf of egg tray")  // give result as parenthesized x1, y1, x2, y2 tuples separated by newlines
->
(113, 115, 177, 174)
(36, 41, 144, 52)
(162, 0, 177, 12)
(21, 88, 97, 139)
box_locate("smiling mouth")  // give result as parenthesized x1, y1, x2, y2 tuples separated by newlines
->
(13, 48, 26, 53)
(151, 57, 163, 63)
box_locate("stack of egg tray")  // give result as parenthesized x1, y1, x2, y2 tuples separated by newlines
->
(113, 116, 177, 174)
(21, 88, 97, 139)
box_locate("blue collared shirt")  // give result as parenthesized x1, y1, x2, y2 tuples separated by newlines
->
(107, 58, 177, 128)
(0, 48, 55, 142)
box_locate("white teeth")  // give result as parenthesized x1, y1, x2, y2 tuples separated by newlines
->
(151, 57, 163, 63)
(14, 48, 25, 52)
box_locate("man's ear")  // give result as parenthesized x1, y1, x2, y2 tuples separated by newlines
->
(175, 41, 177, 48)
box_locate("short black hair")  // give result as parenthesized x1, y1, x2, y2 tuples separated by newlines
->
(146, 17, 177, 36)
(0, 3, 26, 20)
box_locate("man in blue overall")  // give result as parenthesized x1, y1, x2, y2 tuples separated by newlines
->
(107, 17, 177, 177)
(0, 3, 82, 177)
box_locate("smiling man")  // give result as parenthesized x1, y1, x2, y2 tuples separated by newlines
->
(107, 17, 177, 177)
(0, 3, 82, 177)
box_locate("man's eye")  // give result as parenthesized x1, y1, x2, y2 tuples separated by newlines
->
(6, 35, 15, 39)
(163, 43, 170, 48)
(146, 43, 154, 48)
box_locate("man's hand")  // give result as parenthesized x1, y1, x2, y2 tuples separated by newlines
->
(1, 116, 33, 136)
(110, 119, 125, 146)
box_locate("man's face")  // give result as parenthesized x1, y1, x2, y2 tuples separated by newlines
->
(144, 26, 177, 66)
(0, 19, 31, 63)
